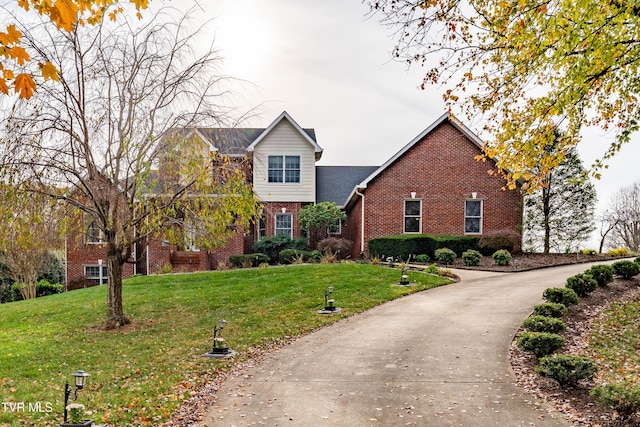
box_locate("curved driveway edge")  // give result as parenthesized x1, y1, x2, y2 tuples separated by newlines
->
(202, 263, 604, 426)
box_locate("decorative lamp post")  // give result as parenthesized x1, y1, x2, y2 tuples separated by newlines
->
(318, 286, 342, 314)
(399, 266, 410, 286)
(62, 370, 92, 426)
(203, 319, 236, 358)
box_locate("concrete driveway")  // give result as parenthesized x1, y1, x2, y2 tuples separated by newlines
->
(203, 263, 603, 426)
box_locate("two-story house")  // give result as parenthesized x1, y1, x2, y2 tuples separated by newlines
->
(65, 111, 522, 286)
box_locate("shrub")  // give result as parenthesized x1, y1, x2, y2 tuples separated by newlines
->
(0, 281, 12, 304)
(434, 248, 456, 265)
(279, 249, 317, 264)
(591, 383, 640, 419)
(158, 263, 173, 274)
(317, 237, 353, 259)
(517, 332, 565, 357)
(608, 247, 631, 257)
(522, 315, 566, 333)
(320, 251, 337, 264)
(579, 248, 598, 255)
(492, 249, 512, 266)
(37, 252, 65, 284)
(533, 303, 568, 318)
(612, 260, 640, 279)
(462, 249, 482, 266)
(565, 273, 598, 297)
(229, 253, 270, 268)
(36, 280, 64, 297)
(425, 264, 439, 275)
(543, 287, 579, 305)
(216, 261, 229, 271)
(635, 256, 640, 264)
(254, 235, 307, 263)
(585, 264, 615, 287)
(368, 234, 479, 261)
(415, 254, 430, 263)
(478, 230, 522, 255)
(535, 354, 597, 387)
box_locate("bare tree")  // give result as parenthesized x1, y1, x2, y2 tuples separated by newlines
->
(597, 210, 620, 254)
(608, 182, 640, 252)
(1, 8, 260, 328)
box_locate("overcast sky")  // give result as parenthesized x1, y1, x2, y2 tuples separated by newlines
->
(186, 0, 637, 246)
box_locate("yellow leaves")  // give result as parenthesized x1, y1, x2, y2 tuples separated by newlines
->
(0, 78, 8, 95)
(50, 0, 80, 32)
(0, 24, 23, 45)
(40, 61, 59, 81)
(14, 73, 36, 99)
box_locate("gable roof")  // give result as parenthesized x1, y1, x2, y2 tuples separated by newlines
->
(343, 113, 486, 208)
(246, 111, 323, 161)
(316, 166, 379, 207)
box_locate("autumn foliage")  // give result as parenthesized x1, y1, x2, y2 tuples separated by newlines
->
(0, 0, 148, 99)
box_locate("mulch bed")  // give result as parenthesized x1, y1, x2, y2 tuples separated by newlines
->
(509, 268, 640, 426)
(450, 252, 615, 272)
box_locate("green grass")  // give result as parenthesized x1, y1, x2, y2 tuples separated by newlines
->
(586, 295, 640, 386)
(0, 264, 451, 426)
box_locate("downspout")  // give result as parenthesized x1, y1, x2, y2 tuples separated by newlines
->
(356, 188, 365, 255)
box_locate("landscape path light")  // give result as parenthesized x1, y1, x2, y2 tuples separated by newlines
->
(203, 318, 237, 358)
(62, 370, 91, 426)
(318, 286, 342, 314)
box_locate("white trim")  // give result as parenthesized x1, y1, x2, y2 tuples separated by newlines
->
(403, 199, 423, 234)
(246, 111, 323, 160)
(464, 199, 483, 235)
(327, 218, 342, 235)
(275, 213, 293, 238)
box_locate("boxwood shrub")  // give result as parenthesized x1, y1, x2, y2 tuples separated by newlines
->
(517, 332, 565, 357)
(585, 264, 615, 287)
(462, 249, 482, 266)
(543, 287, 579, 305)
(492, 249, 512, 266)
(522, 315, 566, 334)
(533, 303, 568, 318)
(253, 235, 307, 263)
(434, 248, 456, 266)
(612, 260, 640, 279)
(565, 273, 598, 297)
(535, 354, 597, 387)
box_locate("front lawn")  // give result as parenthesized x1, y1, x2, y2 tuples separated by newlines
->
(0, 263, 451, 426)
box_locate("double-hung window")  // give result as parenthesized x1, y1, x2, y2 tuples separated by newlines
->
(85, 221, 104, 244)
(85, 265, 108, 284)
(268, 155, 300, 183)
(275, 213, 293, 237)
(465, 200, 483, 234)
(327, 218, 342, 235)
(404, 200, 422, 234)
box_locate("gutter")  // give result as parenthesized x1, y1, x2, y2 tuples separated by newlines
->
(356, 188, 365, 255)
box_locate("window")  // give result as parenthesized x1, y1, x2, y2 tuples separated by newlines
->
(85, 221, 104, 244)
(404, 200, 422, 233)
(268, 155, 300, 183)
(275, 213, 292, 237)
(85, 265, 108, 284)
(327, 218, 342, 235)
(258, 216, 267, 238)
(465, 200, 483, 234)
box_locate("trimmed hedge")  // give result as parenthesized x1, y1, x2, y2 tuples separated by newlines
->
(533, 303, 568, 318)
(253, 235, 307, 263)
(535, 354, 597, 387)
(522, 315, 566, 334)
(612, 260, 640, 279)
(585, 264, 615, 287)
(368, 234, 479, 261)
(492, 249, 512, 266)
(543, 287, 579, 305)
(462, 249, 482, 266)
(229, 253, 270, 268)
(566, 273, 598, 297)
(435, 248, 456, 265)
(517, 332, 565, 357)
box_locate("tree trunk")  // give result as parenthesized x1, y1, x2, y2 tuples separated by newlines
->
(105, 253, 130, 329)
(542, 187, 551, 254)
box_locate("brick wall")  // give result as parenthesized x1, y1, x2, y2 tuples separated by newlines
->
(349, 121, 522, 258)
(65, 235, 135, 287)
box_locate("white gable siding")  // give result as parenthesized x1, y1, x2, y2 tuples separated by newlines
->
(252, 120, 316, 202)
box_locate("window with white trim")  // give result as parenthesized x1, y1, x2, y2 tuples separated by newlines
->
(85, 221, 104, 244)
(465, 200, 483, 234)
(327, 218, 342, 235)
(404, 200, 422, 233)
(275, 213, 293, 237)
(268, 155, 300, 183)
(84, 265, 108, 284)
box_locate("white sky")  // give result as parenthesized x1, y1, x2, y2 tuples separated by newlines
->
(186, 0, 639, 247)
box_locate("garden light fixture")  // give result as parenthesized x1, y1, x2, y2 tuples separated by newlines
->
(203, 318, 236, 358)
(62, 370, 91, 425)
(318, 286, 342, 314)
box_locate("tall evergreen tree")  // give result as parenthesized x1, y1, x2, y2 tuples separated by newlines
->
(523, 147, 596, 253)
